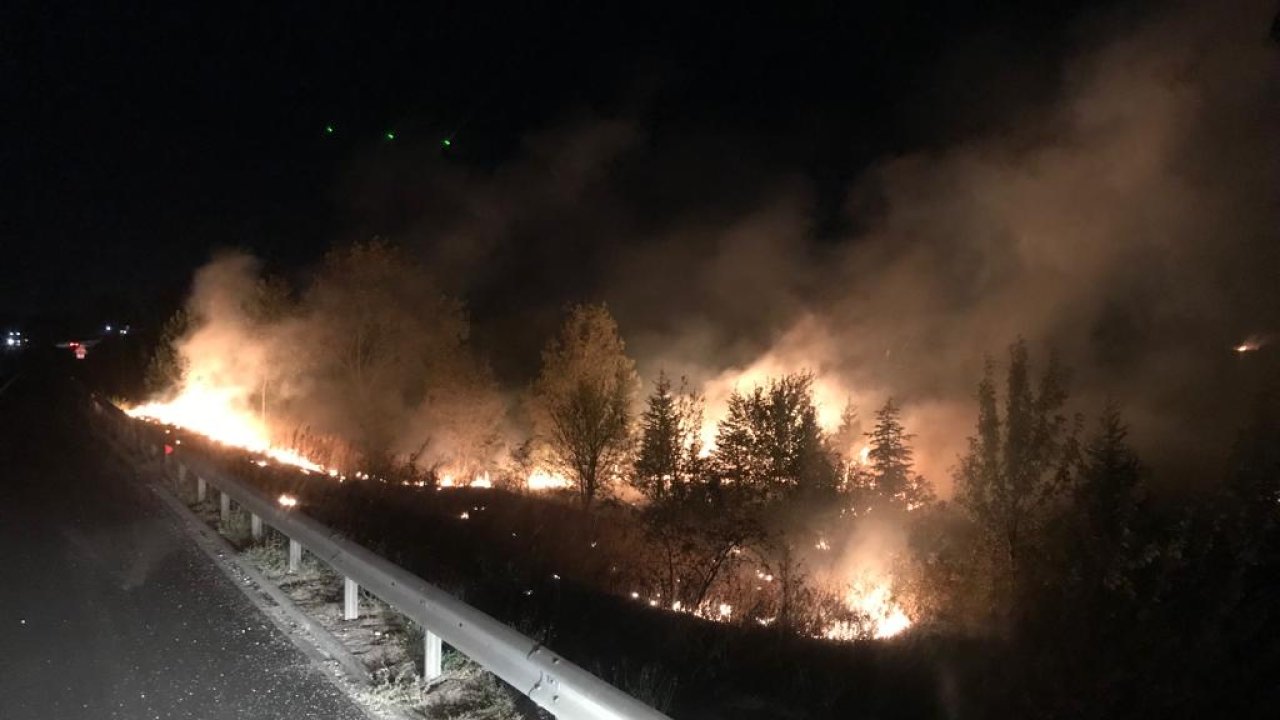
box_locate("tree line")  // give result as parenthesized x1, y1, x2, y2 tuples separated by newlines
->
(148, 241, 1279, 716)
(528, 302, 1279, 717)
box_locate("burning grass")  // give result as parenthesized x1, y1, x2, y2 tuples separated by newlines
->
(168, 432, 937, 718)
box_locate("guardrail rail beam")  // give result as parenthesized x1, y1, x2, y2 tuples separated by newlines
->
(97, 403, 673, 720)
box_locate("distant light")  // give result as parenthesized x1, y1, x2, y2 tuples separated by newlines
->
(278, 494, 299, 508)
(384, 131, 396, 141)
(441, 138, 451, 148)
(105, 325, 112, 332)
(324, 125, 335, 134)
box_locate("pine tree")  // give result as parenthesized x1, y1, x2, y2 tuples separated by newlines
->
(634, 372, 702, 502)
(865, 399, 933, 510)
(1069, 402, 1143, 597)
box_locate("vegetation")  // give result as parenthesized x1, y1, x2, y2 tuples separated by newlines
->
(529, 303, 639, 507)
(131, 245, 1278, 718)
(143, 307, 190, 394)
(857, 399, 935, 512)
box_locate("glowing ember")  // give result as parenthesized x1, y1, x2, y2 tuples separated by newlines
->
(277, 493, 299, 508)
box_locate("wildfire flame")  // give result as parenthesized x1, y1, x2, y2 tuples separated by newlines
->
(824, 580, 912, 640)
(127, 381, 574, 492)
(526, 469, 572, 490)
(125, 384, 333, 474)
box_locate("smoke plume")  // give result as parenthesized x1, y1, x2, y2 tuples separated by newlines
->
(171, 0, 1277, 494)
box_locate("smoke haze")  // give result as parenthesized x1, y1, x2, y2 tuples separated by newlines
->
(170, 0, 1277, 493)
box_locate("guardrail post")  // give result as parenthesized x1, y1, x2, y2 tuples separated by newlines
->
(220, 492, 231, 524)
(196, 476, 207, 503)
(424, 630, 443, 680)
(177, 463, 187, 484)
(288, 538, 302, 573)
(250, 513, 263, 540)
(343, 578, 359, 620)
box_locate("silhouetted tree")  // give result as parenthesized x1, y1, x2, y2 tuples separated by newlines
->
(531, 303, 639, 508)
(305, 240, 470, 466)
(863, 399, 934, 511)
(955, 340, 1079, 613)
(144, 307, 190, 394)
(633, 372, 703, 503)
(243, 274, 293, 424)
(1069, 402, 1144, 595)
(712, 373, 837, 504)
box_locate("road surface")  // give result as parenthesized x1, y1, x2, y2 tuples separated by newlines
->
(0, 363, 368, 720)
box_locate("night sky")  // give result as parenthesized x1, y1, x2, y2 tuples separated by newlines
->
(3, 0, 1113, 327)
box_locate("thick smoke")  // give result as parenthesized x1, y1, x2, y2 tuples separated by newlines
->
(169, 246, 509, 477)
(171, 1, 1276, 495)
(807, 0, 1279, 489)
(362, 0, 1274, 492)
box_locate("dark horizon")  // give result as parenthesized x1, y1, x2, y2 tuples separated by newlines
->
(4, 0, 1119, 321)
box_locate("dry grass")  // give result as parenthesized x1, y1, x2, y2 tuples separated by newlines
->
(233, 531, 535, 719)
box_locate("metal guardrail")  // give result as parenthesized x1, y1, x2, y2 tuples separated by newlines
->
(90, 397, 672, 720)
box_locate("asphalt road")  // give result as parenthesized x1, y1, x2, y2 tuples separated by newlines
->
(0, 363, 368, 720)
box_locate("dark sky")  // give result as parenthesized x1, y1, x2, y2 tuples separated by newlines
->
(3, 0, 1117, 325)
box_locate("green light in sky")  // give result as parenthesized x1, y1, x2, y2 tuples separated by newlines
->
(385, 131, 396, 141)
(324, 124, 334, 134)
(442, 138, 452, 148)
